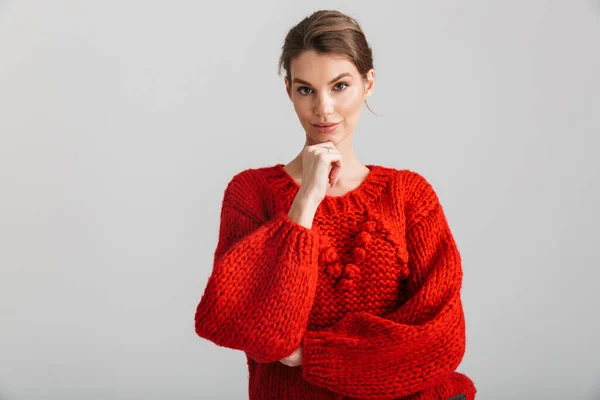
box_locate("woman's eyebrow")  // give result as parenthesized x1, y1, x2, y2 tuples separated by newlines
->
(292, 72, 352, 86)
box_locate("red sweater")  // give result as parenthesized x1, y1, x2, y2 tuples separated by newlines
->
(194, 163, 477, 400)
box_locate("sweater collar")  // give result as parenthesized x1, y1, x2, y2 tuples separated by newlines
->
(263, 163, 394, 214)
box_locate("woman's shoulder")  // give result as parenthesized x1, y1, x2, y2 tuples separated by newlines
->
(387, 167, 444, 226)
(373, 164, 429, 183)
(225, 163, 279, 183)
(219, 166, 272, 214)
(395, 168, 435, 193)
(377, 165, 436, 199)
(227, 162, 285, 186)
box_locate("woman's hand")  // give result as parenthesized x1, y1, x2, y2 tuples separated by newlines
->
(279, 344, 303, 367)
(297, 141, 343, 202)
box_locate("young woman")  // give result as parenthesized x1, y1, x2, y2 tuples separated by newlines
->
(194, 9, 476, 400)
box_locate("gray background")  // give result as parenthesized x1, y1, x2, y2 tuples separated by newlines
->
(1, 1, 599, 399)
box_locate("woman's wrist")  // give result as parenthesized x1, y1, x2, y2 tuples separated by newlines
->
(288, 191, 320, 229)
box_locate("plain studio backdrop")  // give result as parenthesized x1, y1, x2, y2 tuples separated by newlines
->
(1, 1, 599, 399)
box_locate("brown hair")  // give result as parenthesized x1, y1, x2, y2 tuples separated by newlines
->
(278, 10, 378, 116)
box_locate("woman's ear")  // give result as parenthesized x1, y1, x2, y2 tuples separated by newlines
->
(284, 76, 292, 101)
(364, 69, 375, 98)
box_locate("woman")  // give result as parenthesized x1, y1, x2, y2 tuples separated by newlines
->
(194, 9, 476, 400)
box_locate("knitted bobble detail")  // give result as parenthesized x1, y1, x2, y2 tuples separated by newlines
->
(360, 220, 377, 232)
(351, 247, 366, 262)
(320, 247, 338, 264)
(355, 230, 372, 246)
(326, 262, 343, 279)
(342, 263, 360, 279)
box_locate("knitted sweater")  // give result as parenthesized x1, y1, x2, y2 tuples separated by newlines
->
(194, 163, 477, 400)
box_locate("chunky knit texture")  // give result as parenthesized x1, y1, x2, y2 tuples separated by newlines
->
(194, 163, 477, 400)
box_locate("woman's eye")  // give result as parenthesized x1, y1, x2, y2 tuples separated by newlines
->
(297, 82, 349, 96)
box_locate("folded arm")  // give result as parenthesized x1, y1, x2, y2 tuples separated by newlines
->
(194, 171, 321, 363)
(300, 172, 468, 399)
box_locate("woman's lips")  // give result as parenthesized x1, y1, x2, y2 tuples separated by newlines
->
(313, 122, 340, 133)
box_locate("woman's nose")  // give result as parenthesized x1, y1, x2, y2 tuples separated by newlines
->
(314, 93, 334, 116)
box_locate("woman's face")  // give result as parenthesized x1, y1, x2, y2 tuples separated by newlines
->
(285, 50, 374, 145)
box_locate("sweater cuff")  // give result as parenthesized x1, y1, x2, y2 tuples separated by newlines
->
(300, 331, 343, 384)
(270, 210, 320, 249)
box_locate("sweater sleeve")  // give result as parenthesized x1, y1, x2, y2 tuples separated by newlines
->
(300, 172, 468, 400)
(194, 170, 321, 363)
